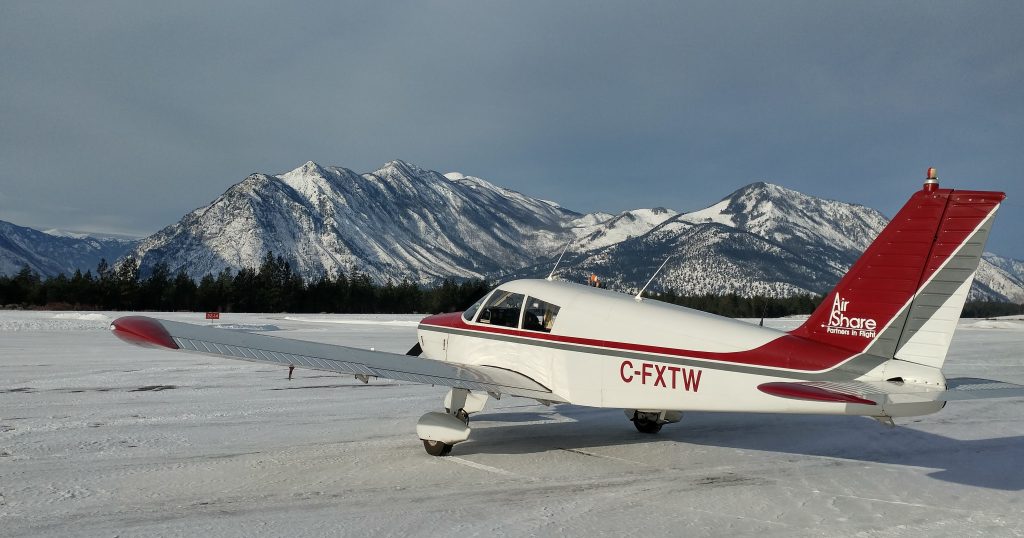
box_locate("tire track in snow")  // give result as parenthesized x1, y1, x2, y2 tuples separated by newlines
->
(445, 456, 526, 479)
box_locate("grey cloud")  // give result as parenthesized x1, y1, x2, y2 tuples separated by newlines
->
(1, 1, 1021, 256)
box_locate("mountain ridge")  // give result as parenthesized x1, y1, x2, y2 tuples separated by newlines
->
(123, 160, 577, 285)
(0, 220, 137, 277)
(3, 160, 1022, 303)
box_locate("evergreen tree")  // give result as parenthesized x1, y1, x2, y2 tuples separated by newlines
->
(116, 257, 140, 310)
(44, 273, 70, 306)
(96, 258, 119, 308)
(11, 265, 42, 306)
(141, 262, 172, 310)
(232, 267, 258, 312)
(170, 271, 198, 311)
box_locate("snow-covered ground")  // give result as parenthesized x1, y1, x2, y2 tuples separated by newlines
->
(2, 311, 1023, 537)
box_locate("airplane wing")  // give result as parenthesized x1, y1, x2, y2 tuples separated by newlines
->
(759, 378, 1024, 406)
(110, 316, 562, 401)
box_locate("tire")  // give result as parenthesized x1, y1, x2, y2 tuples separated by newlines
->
(422, 439, 453, 456)
(633, 418, 663, 434)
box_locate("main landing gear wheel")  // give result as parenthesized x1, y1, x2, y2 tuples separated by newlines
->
(629, 410, 676, 434)
(422, 439, 453, 457)
(633, 417, 663, 434)
(417, 389, 487, 456)
(421, 410, 466, 456)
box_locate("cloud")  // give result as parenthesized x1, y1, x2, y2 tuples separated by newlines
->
(1, 1, 1022, 257)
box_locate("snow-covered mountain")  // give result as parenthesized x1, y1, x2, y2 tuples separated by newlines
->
(520, 182, 1021, 300)
(679, 182, 888, 273)
(570, 207, 678, 252)
(122, 162, 1022, 302)
(976, 253, 1024, 303)
(0, 220, 138, 277)
(125, 161, 578, 283)
(678, 184, 1023, 300)
(4, 159, 1007, 302)
(503, 183, 881, 296)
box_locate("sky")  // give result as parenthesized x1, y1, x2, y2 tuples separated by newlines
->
(1, 1, 1022, 258)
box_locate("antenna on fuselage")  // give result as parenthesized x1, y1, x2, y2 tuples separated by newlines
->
(635, 255, 673, 302)
(546, 240, 573, 281)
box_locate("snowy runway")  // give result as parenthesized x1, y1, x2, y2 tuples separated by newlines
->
(2, 311, 1023, 536)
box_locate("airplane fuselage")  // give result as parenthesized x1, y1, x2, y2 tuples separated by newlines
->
(417, 279, 945, 419)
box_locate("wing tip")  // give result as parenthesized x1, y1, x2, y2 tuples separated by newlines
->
(110, 316, 179, 350)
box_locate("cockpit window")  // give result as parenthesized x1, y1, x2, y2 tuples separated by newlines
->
(476, 289, 524, 328)
(462, 292, 491, 323)
(523, 297, 560, 333)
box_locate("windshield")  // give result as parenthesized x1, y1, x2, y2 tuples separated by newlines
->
(476, 289, 525, 328)
(462, 291, 491, 323)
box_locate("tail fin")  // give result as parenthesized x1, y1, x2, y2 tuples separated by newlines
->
(791, 178, 1004, 369)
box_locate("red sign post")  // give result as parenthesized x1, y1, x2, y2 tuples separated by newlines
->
(205, 312, 220, 320)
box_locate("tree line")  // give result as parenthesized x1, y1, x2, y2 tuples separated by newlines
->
(644, 288, 823, 319)
(0, 253, 489, 314)
(960, 300, 1024, 318)
(1, 253, 1020, 318)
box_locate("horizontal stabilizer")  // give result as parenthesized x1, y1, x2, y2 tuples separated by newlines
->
(110, 316, 562, 401)
(758, 382, 877, 405)
(941, 377, 1024, 401)
(759, 377, 1024, 405)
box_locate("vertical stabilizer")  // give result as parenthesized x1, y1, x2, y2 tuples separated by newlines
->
(791, 175, 1004, 369)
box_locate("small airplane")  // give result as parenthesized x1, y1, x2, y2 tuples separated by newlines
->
(112, 170, 1024, 456)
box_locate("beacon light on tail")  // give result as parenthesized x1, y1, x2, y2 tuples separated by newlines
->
(111, 171, 1024, 456)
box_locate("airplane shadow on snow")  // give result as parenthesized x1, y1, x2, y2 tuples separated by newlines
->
(463, 404, 1024, 491)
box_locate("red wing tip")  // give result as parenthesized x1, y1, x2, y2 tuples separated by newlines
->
(110, 316, 179, 350)
(758, 382, 876, 406)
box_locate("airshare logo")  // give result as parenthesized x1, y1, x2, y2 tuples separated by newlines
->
(824, 294, 877, 338)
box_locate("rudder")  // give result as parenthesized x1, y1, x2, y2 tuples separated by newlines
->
(791, 177, 1004, 369)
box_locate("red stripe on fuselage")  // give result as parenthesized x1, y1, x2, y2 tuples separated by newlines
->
(419, 312, 857, 372)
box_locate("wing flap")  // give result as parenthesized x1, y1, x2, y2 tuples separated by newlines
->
(111, 316, 562, 401)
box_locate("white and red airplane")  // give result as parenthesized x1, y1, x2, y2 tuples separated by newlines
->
(112, 173, 1024, 456)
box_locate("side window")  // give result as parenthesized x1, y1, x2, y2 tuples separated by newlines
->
(476, 289, 524, 328)
(462, 292, 491, 323)
(523, 297, 560, 333)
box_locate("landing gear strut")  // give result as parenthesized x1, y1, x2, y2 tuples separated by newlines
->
(416, 388, 488, 456)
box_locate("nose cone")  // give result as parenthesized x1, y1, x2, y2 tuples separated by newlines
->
(110, 316, 179, 350)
